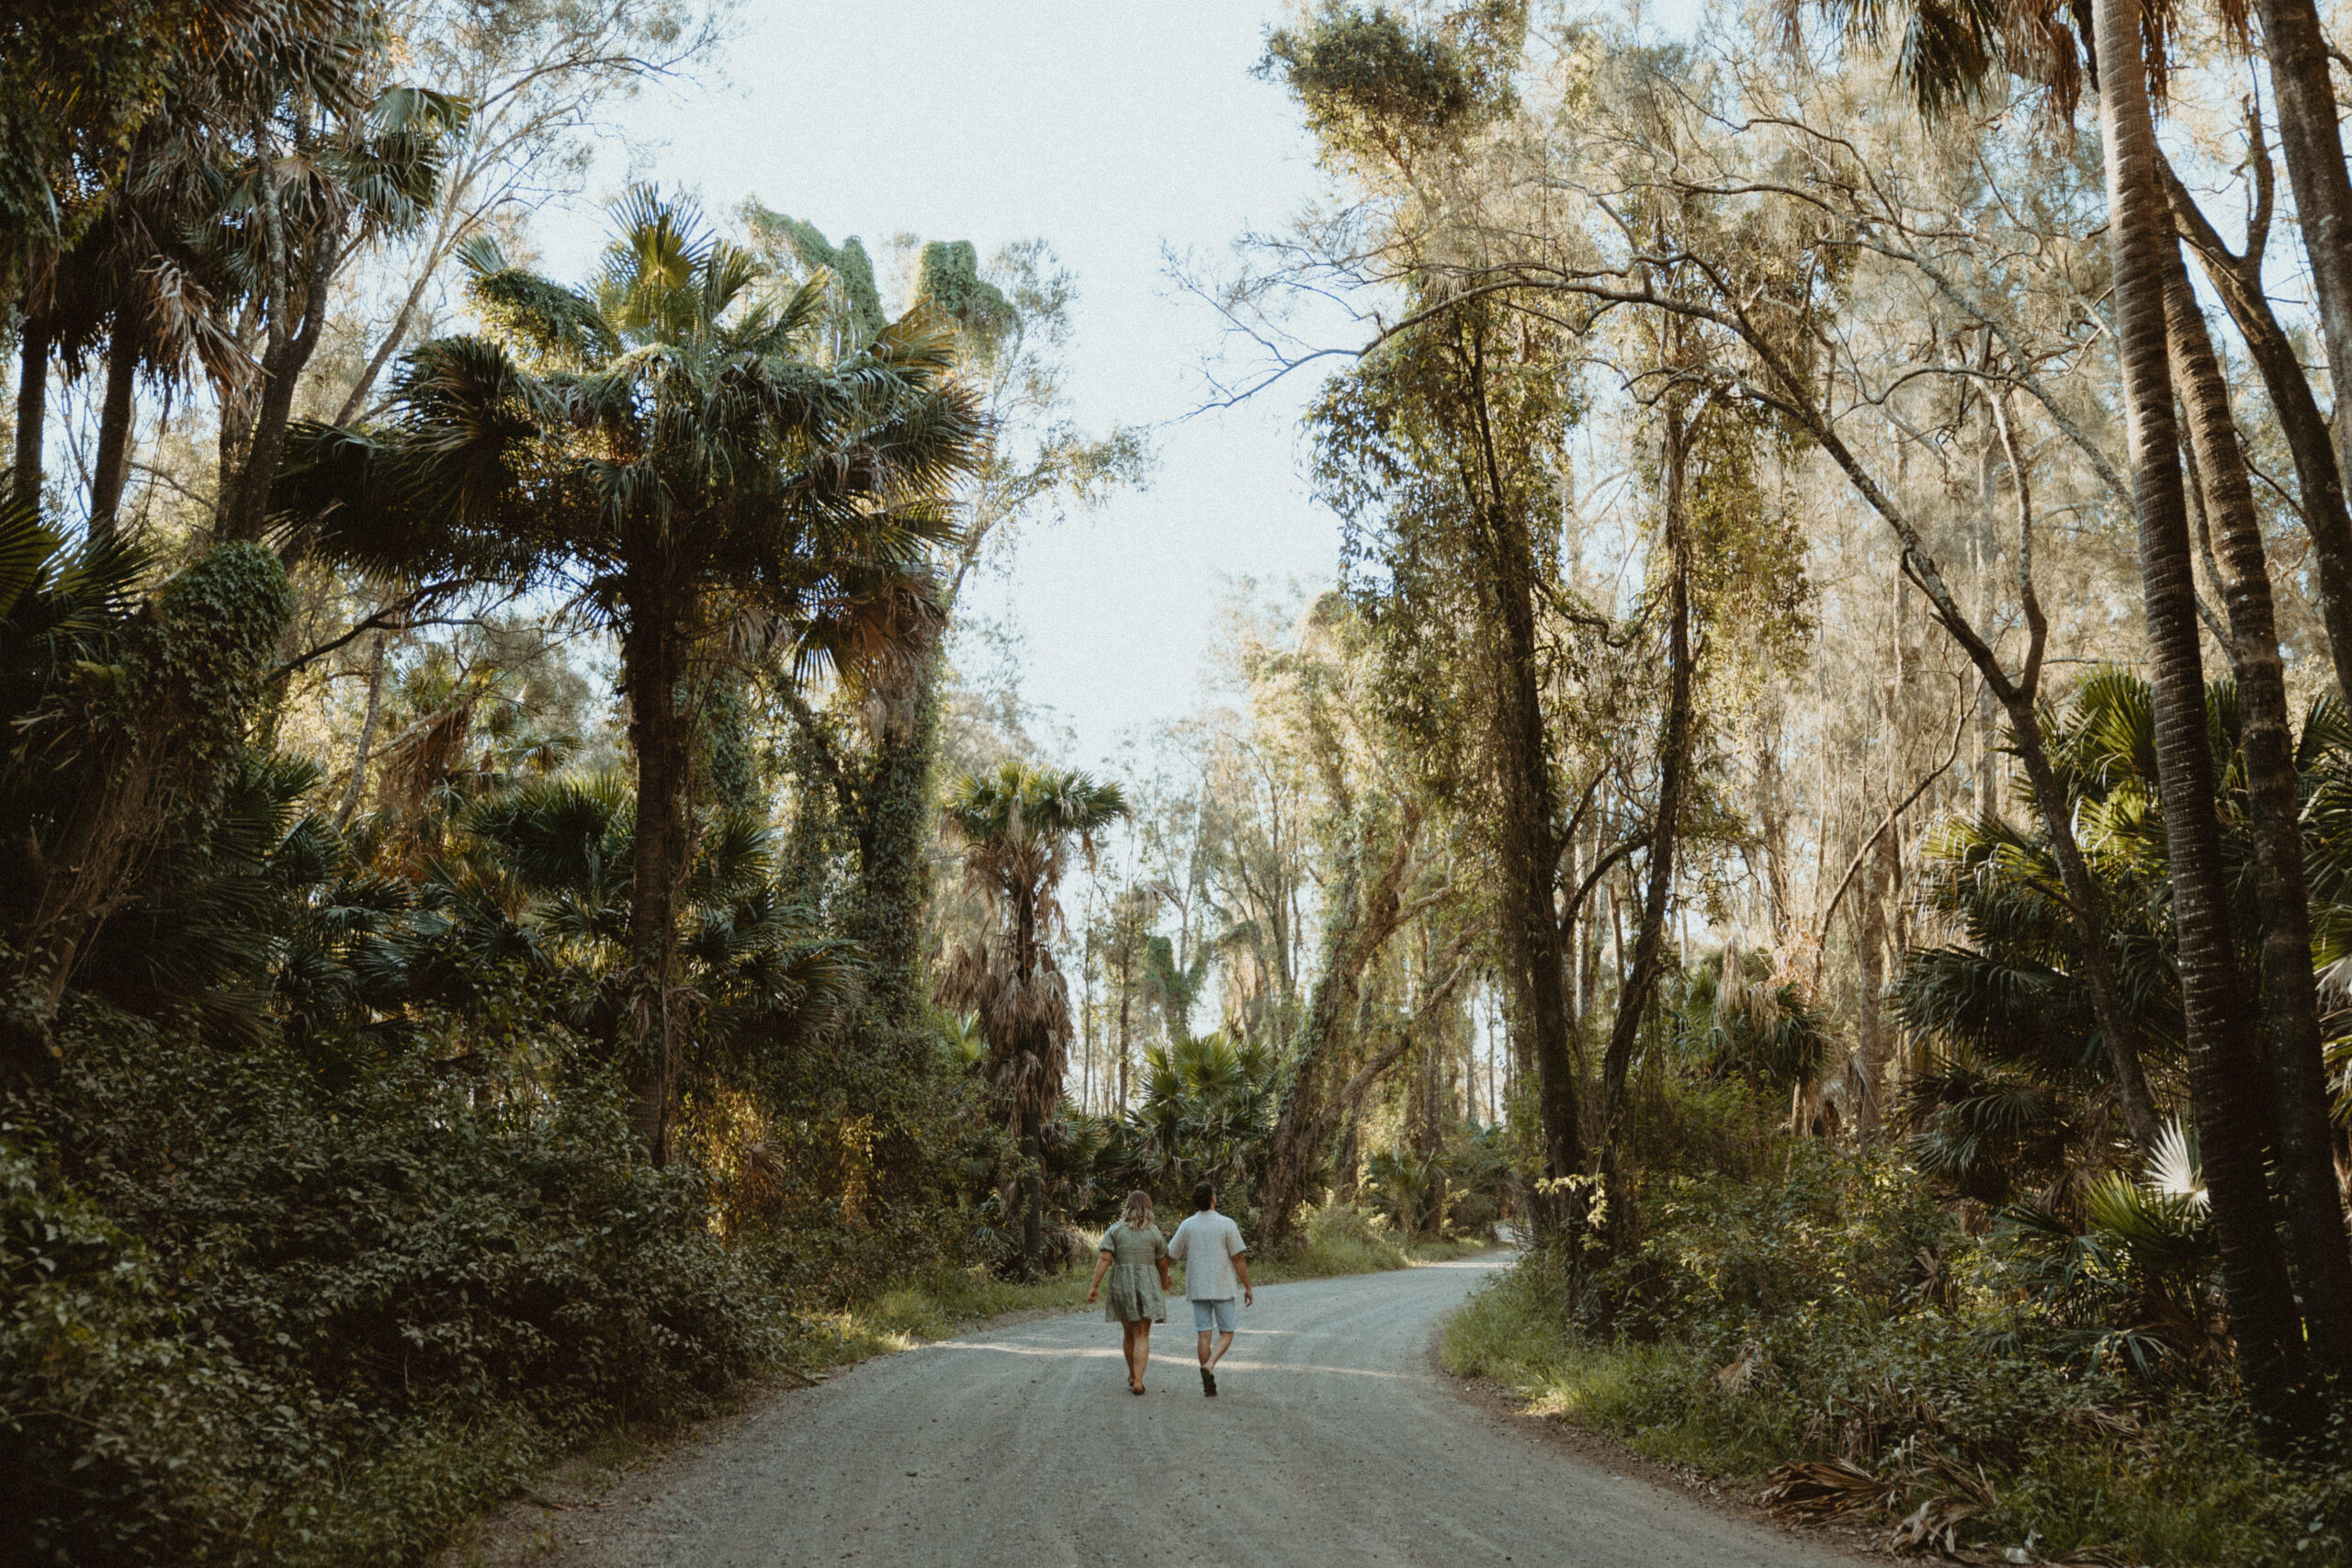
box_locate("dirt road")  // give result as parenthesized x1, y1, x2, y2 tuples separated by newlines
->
(547, 1256, 1853, 1567)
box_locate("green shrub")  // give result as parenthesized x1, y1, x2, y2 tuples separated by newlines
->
(3, 996, 780, 1565)
(1448, 1139, 2352, 1566)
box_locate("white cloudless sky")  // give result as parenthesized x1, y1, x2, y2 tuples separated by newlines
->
(541, 0, 1700, 770)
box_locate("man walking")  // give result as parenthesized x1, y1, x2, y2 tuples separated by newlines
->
(1167, 1181, 1252, 1397)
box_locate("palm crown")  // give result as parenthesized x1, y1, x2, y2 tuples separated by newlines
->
(937, 760, 1126, 1273)
(283, 186, 984, 1161)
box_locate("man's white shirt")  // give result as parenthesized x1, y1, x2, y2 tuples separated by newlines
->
(1167, 1211, 1248, 1301)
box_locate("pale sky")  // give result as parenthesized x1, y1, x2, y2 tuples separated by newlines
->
(545, 0, 1700, 770)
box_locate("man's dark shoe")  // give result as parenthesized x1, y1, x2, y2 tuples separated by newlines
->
(1201, 1367, 1217, 1397)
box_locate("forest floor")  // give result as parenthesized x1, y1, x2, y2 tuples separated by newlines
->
(435, 1254, 1862, 1567)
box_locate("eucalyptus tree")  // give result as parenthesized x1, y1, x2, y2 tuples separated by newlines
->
(332, 0, 732, 425)
(281, 186, 981, 1161)
(936, 761, 1126, 1274)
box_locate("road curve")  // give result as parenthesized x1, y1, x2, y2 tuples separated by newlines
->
(556, 1257, 1852, 1568)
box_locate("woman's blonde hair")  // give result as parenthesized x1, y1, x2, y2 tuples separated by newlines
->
(1122, 1190, 1155, 1228)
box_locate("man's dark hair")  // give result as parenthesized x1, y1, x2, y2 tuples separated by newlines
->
(1192, 1181, 1216, 1213)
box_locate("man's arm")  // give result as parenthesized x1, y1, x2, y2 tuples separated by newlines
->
(1232, 1247, 1253, 1306)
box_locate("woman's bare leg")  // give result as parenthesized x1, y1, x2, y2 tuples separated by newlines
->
(1122, 1321, 1142, 1387)
(1135, 1323, 1151, 1384)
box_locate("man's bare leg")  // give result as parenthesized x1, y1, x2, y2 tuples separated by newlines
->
(1207, 1329, 1235, 1371)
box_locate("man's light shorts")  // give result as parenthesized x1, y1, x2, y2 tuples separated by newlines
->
(1192, 1297, 1238, 1334)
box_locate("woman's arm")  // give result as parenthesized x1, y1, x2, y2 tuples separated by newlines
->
(1085, 1246, 1114, 1303)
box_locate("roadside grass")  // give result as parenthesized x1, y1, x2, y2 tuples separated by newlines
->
(798, 1203, 1494, 1371)
(1441, 1261, 2352, 1568)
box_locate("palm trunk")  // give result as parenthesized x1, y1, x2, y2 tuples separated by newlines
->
(2095, 0, 2317, 1434)
(2256, 0, 2352, 695)
(852, 648, 942, 1035)
(13, 315, 48, 503)
(88, 330, 138, 542)
(2161, 155, 2352, 702)
(1116, 973, 1132, 1113)
(2165, 252, 2352, 1386)
(622, 599, 695, 1166)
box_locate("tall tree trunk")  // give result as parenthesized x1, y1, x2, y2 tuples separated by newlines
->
(623, 599, 695, 1166)
(1019, 1102, 1046, 1275)
(1599, 401, 1695, 1144)
(1854, 836, 1888, 1140)
(1468, 342, 1578, 1232)
(334, 629, 390, 829)
(1336, 1105, 1363, 1201)
(2256, 0, 2352, 695)
(1257, 812, 1424, 1243)
(2160, 152, 2352, 701)
(219, 218, 337, 545)
(12, 316, 48, 503)
(2095, 0, 2317, 1433)
(852, 648, 942, 1035)
(1116, 972, 1132, 1113)
(2165, 252, 2352, 1386)
(88, 330, 138, 542)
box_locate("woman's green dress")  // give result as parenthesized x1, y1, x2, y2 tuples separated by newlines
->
(1098, 1221, 1169, 1323)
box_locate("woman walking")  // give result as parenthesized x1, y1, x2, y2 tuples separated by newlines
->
(1086, 1190, 1172, 1394)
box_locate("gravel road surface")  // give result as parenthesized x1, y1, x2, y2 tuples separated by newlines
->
(551, 1256, 1852, 1568)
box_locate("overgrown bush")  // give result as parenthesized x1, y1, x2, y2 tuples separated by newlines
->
(1447, 1136, 2352, 1565)
(3, 996, 781, 1565)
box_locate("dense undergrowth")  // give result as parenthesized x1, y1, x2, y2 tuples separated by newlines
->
(4, 996, 787, 1567)
(1443, 1133, 2352, 1566)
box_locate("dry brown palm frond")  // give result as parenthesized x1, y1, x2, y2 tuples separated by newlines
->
(1759, 1459, 1901, 1523)
(1889, 1494, 1984, 1559)
(935, 936, 1071, 1122)
(1716, 1342, 1771, 1394)
(1886, 1443, 1996, 1559)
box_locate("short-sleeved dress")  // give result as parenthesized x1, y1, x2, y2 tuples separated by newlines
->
(1098, 1221, 1169, 1323)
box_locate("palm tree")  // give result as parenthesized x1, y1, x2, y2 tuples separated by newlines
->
(937, 761, 1127, 1274)
(282, 186, 981, 1162)
(2065, 0, 2318, 1433)
(1804, 0, 2324, 1439)
(459, 771, 864, 1086)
